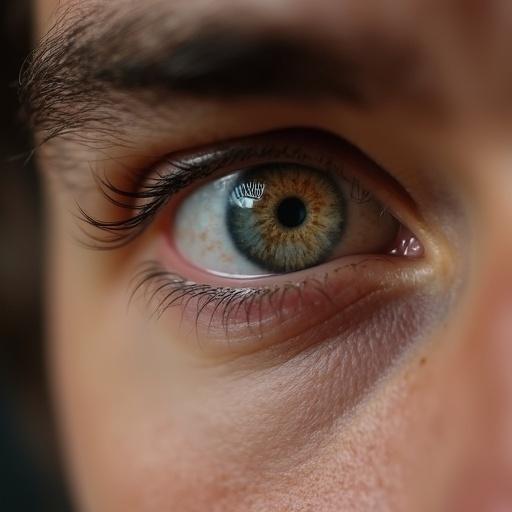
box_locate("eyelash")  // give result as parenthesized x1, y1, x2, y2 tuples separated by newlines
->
(130, 258, 394, 336)
(80, 136, 374, 248)
(131, 261, 268, 328)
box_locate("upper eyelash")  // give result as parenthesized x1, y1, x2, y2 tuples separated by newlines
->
(79, 140, 372, 249)
(79, 170, 184, 248)
(79, 153, 232, 248)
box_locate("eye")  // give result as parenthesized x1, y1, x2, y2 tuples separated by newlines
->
(83, 127, 434, 355)
(174, 163, 403, 277)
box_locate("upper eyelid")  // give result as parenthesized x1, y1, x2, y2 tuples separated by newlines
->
(80, 127, 418, 248)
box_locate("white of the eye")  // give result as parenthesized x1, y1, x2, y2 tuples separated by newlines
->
(175, 171, 399, 277)
(174, 173, 266, 276)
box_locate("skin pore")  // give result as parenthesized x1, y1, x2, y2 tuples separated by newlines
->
(35, 0, 512, 511)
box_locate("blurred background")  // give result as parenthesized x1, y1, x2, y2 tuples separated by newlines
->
(1, 1, 72, 510)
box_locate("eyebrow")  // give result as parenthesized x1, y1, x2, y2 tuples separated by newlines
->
(20, 4, 426, 143)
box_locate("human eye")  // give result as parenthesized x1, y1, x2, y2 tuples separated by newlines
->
(175, 163, 413, 277)
(83, 128, 445, 358)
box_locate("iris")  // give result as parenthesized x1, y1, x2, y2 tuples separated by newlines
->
(226, 164, 345, 273)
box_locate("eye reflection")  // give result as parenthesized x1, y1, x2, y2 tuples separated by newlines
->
(173, 162, 402, 277)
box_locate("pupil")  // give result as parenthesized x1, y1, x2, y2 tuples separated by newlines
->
(276, 196, 308, 228)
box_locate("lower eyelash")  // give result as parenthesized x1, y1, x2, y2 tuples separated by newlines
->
(131, 262, 265, 328)
(130, 261, 340, 336)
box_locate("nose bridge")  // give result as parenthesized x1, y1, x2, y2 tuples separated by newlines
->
(453, 154, 512, 473)
(462, 272, 512, 468)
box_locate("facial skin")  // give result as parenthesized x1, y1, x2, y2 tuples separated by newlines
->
(32, 0, 512, 510)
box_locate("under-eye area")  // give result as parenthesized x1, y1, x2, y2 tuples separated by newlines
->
(80, 128, 440, 353)
(130, 258, 437, 360)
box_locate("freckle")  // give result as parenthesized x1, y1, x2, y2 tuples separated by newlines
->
(420, 357, 427, 366)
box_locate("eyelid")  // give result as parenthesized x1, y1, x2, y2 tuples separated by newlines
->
(130, 255, 435, 356)
(82, 127, 421, 249)
(158, 128, 424, 248)
(158, 127, 417, 214)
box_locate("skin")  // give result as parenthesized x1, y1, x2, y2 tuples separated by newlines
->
(37, 0, 512, 510)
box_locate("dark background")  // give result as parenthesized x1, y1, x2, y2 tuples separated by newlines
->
(1, 1, 72, 510)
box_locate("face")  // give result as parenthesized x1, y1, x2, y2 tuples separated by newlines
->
(32, 0, 512, 510)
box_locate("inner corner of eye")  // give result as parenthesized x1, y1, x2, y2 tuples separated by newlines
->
(169, 162, 424, 279)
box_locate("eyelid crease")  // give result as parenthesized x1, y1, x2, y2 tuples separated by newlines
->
(79, 128, 417, 249)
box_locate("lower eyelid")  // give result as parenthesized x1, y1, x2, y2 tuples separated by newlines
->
(132, 255, 434, 357)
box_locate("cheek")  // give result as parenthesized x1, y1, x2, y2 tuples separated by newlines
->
(51, 254, 445, 512)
